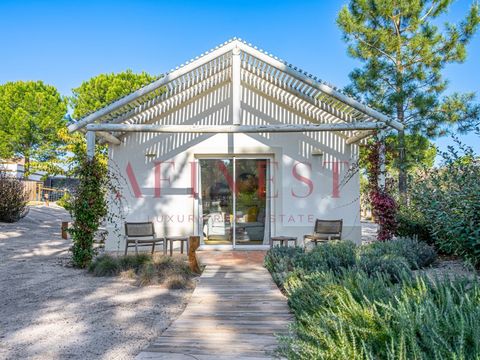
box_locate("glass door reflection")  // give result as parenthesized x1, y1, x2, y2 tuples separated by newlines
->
(234, 159, 267, 246)
(199, 158, 268, 247)
(200, 159, 234, 245)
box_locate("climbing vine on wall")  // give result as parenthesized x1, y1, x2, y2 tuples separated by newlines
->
(67, 153, 127, 268)
(68, 156, 107, 267)
(365, 136, 398, 241)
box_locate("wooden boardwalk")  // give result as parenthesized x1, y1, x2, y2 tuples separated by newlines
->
(136, 252, 292, 359)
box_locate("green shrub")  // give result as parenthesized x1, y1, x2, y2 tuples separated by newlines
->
(395, 206, 431, 243)
(299, 241, 356, 273)
(0, 170, 28, 223)
(264, 246, 304, 287)
(265, 239, 435, 287)
(264, 240, 474, 359)
(393, 237, 437, 269)
(408, 143, 480, 266)
(280, 270, 480, 359)
(360, 237, 436, 270)
(357, 251, 411, 282)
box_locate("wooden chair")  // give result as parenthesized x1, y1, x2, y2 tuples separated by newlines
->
(124, 222, 166, 256)
(304, 219, 343, 246)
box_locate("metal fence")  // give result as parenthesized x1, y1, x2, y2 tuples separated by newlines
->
(20, 180, 68, 203)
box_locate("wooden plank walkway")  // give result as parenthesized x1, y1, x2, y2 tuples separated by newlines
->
(136, 253, 292, 359)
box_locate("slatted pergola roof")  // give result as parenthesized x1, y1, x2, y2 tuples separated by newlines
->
(68, 38, 403, 151)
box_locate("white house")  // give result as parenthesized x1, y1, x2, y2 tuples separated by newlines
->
(68, 39, 402, 251)
(0, 159, 45, 181)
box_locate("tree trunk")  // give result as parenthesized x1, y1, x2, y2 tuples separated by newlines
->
(395, 42, 407, 198)
(397, 118, 407, 196)
(24, 155, 30, 179)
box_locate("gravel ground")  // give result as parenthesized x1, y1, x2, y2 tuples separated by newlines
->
(419, 255, 479, 281)
(361, 220, 378, 243)
(0, 205, 193, 360)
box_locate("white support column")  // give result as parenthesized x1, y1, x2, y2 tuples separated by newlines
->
(86, 131, 96, 160)
(378, 131, 386, 190)
(232, 46, 241, 125)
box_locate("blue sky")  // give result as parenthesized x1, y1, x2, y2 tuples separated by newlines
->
(0, 0, 479, 157)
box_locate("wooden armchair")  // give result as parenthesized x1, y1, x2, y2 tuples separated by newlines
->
(304, 219, 343, 246)
(124, 222, 166, 256)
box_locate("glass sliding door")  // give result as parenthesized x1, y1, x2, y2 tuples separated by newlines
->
(199, 159, 234, 245)
(199, 157, 269, 247)
(234, 159, 267, 246)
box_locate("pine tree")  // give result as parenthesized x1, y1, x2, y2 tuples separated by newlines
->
(337, 0, 480, 195)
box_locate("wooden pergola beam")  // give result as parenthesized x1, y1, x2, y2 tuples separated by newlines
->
(86, 122, 385, 134)
(346, 130, 377, 144)
(97, 131, 121, 145)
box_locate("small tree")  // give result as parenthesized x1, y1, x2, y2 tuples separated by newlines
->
(0, 170, 28, 223)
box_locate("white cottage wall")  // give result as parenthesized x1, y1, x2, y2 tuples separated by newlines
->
(104, 80, 361, 252)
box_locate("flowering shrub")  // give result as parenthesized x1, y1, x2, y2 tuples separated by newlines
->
(370, 190, 398, 241)
(0, 170, 28, 223)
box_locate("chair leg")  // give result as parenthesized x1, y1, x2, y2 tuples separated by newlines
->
(124, 241, 128, 256)
(163, 240, 167, 255)
(170, 240, 173, 257)
(151, 242, 155, 254)
(181, 241, 184, 254)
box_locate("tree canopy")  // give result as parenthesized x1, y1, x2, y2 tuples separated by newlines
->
(70, 69, 158, 119)
(0, 81, 67, 176)
(386, 133, 436, 173)
(64, 70, 158, 170)
(337, 0, 480, 194)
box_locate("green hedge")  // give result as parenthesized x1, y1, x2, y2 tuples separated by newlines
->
(397, 144, 480, 266)
(264, 239, 480, 359)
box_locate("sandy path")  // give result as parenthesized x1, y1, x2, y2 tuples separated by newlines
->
(0, 205, 193, 360)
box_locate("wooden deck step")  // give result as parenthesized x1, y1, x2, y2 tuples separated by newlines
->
(135, 255, 291, 359)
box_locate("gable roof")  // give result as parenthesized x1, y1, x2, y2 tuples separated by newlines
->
(68, 38, 403, 135)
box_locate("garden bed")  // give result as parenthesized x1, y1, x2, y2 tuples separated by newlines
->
(265, 239, 480, 359)
(88, 253, 197, 289)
